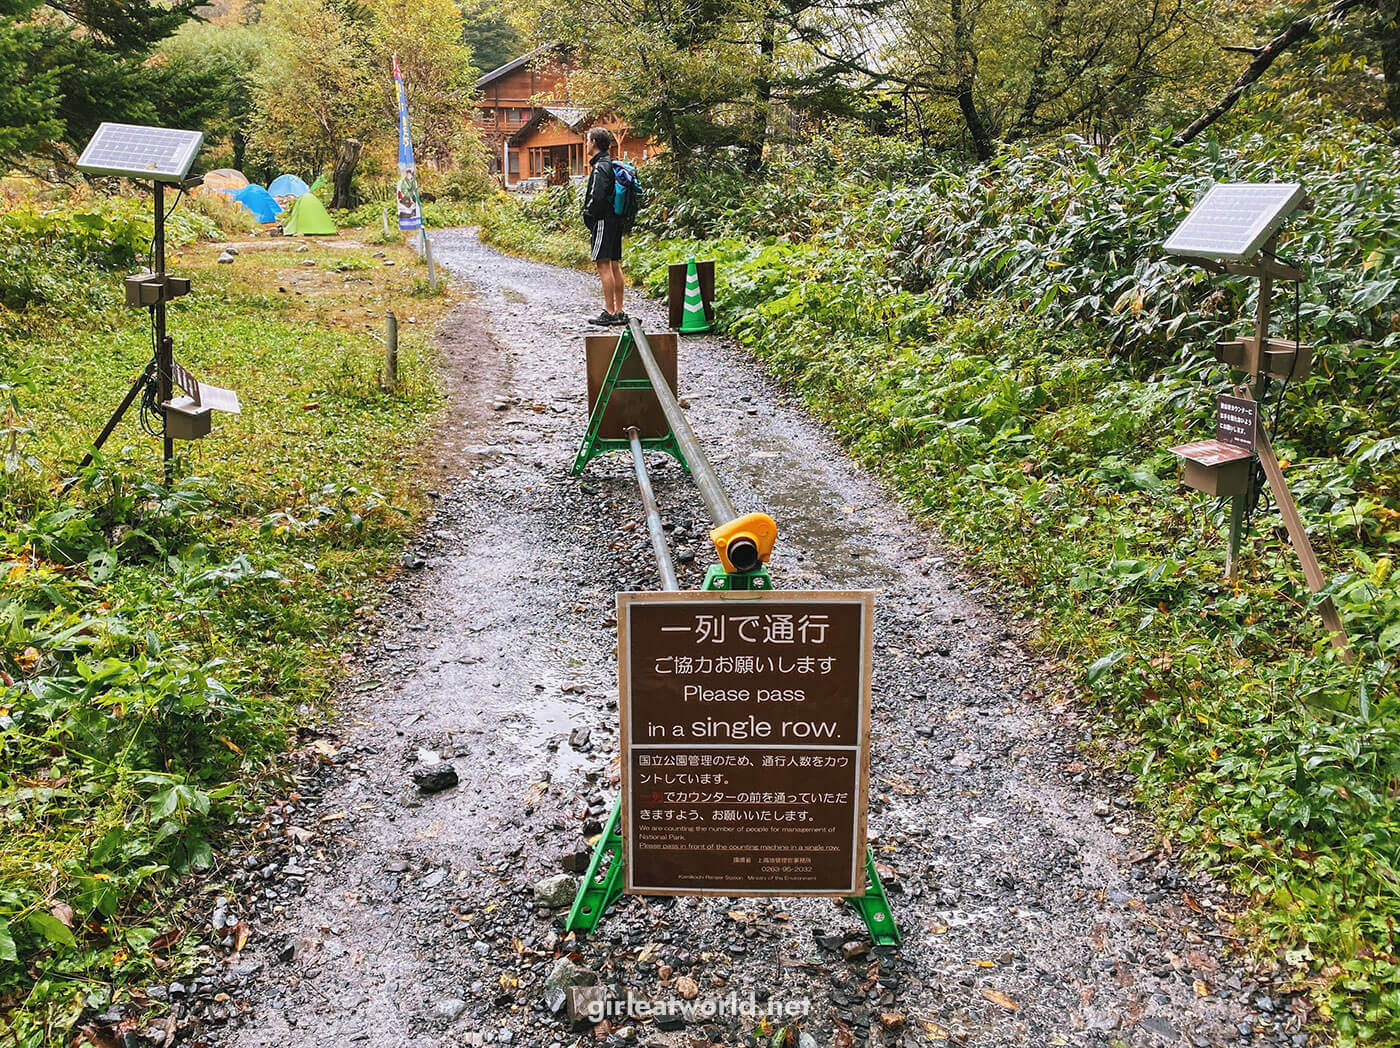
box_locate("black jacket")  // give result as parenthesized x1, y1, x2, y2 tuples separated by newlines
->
(582, 152, 615, 226)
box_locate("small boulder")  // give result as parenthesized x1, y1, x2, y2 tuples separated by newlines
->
(412, 763, 458, 793)
(533, 873, 577, 909)
(567, 985, 606, 1028)
(217, 251, 235, 264)
(544, 956, 597, 994)
(433, 998, 467, 1021)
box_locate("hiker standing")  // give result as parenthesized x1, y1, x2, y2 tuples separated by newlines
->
(582, 127, 626, 326)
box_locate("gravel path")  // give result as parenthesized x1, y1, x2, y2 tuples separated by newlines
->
(206, 231, 1307, 1048)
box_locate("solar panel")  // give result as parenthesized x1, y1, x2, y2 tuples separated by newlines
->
(77, 123, 204, 183)
(1163, 182, 1306, 262)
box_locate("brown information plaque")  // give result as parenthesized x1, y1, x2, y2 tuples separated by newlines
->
(618, 591, 874, 897)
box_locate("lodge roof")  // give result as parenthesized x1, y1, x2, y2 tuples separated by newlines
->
(476, 44, 566, 89)
(507, 105, 592, 145)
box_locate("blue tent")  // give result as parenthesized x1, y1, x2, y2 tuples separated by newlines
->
(234, 184, 282, 224)
(268, 174, 311, 198)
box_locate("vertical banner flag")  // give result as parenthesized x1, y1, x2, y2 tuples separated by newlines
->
(393, 54, 423, 232)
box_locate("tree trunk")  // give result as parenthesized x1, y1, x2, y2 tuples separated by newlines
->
(950, 0, 995, 160)
(745, 13, 777, 174)
(232, 129, 247, 173)
(332, 137, 362, 210)
(1174, 0, 1372, 145)
(1381, 0, 1400, 124)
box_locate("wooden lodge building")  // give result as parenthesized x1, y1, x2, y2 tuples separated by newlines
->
(473, 46, 654, 187)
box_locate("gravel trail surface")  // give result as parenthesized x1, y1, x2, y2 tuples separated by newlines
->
(208, 232, 1307, 1048)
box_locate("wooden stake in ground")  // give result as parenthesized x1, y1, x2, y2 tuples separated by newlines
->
(383, 309, 398, 392)
(1235, 385, 1351, 659)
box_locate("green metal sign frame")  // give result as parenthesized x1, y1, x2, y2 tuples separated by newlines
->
(573, 327, 689, 476)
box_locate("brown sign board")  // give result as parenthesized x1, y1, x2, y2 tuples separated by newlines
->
(618, 590, 874, 897)
(585, 332, 677, 441)
(1170, 438, 1252, 467)
(667, 260, 715, 330)
(1215, 395, 1258, 449)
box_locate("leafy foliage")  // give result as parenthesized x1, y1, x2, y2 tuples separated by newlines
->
(0, 195, 444, 1047)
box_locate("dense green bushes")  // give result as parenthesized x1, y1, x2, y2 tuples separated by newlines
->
(485, 127, 1400, 1044)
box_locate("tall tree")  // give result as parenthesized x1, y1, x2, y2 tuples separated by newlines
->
(366, 0, 479, 165)
(1175, 0, 1399, 141)
(250, 0, 378, 207)
(161, 22, 264, 172)
(461, 0, 524, 73)
(531, 0, 777, 167)
(0, 0, 62, 161)
(0, 0, 212, 167)
(789, 0, 1211, 159)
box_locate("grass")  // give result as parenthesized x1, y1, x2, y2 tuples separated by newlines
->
(1, 210, 450, 1046)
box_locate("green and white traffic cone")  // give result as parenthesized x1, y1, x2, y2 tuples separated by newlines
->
(678, 257, 710, 335)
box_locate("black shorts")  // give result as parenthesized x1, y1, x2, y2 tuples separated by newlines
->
(589, 219, 623, 262)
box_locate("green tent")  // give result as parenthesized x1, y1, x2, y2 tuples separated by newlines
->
(282, 193, 337, 236)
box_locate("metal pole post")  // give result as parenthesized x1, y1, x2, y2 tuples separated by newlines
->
(383, 309, 398, 391)
(627, 426, 679, 592)
(626, 319, 764, 572)
(626, 319, 737, 527)
(1226, 496, 1244, 578)
(422, 229, 437, 291)
(154, 182, 173, 481)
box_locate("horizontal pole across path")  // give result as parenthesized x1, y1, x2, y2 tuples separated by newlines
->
(627, 426, 680, 592)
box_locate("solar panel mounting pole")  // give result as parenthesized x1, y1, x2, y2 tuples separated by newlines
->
(154, 181, 174, 480)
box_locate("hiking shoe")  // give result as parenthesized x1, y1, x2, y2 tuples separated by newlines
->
(610, 311, 630, 325)
(587, 311, 613, 326)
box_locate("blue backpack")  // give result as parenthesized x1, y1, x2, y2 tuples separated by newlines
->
(612, 160, 641, 232)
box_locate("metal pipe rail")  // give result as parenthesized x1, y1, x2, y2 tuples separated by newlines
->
(626, 318, 765, 573)
(626, 426, 679, 592)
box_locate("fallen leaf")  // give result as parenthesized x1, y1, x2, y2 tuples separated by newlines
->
(149, 927, 182, 953)
(917, 1018, 949, 1040)
(49, 901, 75, 927)
(980, 988, 1019, 1011)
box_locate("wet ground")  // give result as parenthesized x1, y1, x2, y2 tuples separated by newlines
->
(202, 232, 1309, 1048)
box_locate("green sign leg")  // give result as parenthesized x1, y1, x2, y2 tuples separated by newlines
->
(845, 847, 902, 947)
(572, 328, 691, 476)
(701, 564, 772, 591)
(565, 799, 624, 934)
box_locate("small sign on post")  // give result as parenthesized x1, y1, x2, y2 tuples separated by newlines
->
(1215, 394, 1258, 449)
(618, 591, 873, 897)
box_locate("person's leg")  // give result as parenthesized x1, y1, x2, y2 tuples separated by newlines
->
(608, 260, 624, 315)
(595, 261, 612, 313)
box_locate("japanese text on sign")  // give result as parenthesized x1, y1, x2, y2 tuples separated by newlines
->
(618, 591, 873, 897)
